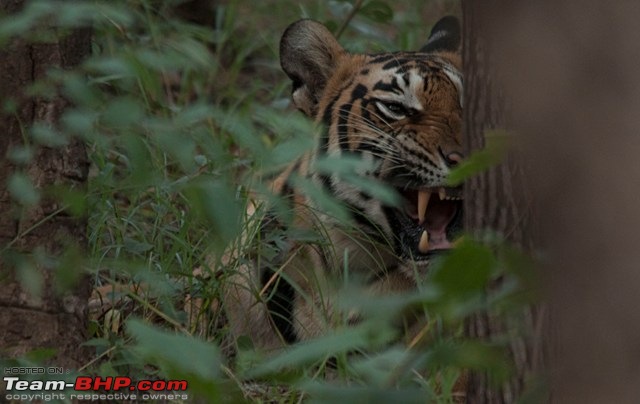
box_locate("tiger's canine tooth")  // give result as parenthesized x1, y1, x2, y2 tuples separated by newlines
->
(438, 188, 446, 200)
(418, 190, 430, 223)
(418, 230, 430, 253)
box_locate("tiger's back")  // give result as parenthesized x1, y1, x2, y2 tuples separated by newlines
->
(223, 16, 464, 351)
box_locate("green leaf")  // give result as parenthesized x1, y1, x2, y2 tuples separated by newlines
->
(289, 174, 351, 224)
(25, 348, 57, 363)
(127, 319, 220, 397)
(55, 245, 85, 292)
(91, 3, 134, 28)
(173, 103, 215, 128)
(7, 146, 33, 165)
(0, 0, 53, 40)
(123, 237, 153, 254)
(360, 1, 394, 24)
(431, 238, 497, 298)
(210, 108, 263, 155)
(304, 382, 428, 404)
(187, 178, 243, 251)
(62, 73, 101, 107)
(348, 347, 420, 386)
(11, 252, 44, 302)
(8, 173, 40, 205)
(247, 325, 393, 378)
(337, 286, 440, 320)
(155, 129, 197, 172)
(136, 49, 184, 71)
(101, 97, 144, 129)
(82, 337, 110, 348)
(447, 129, 510, 185)
(121, 133, 156, 185)
(425, 340, 510, 382)
(168, 37, 215, 69)
(314, 155, 400, 206)
(84, 56, 135, 78)
(255, 109, 317, 167)
(194, 154, 207, 166)
(265, 134, 315, 169)
(51, 186, 86, 217)
(56, 2, 102, 27)
(56, 2, 133, 28)
(3, 99, 18, 114)
(31, 123, 68, 147)
(61, 109, 98, 136)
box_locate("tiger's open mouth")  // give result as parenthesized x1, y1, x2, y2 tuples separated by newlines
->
(389, 187, 463, 260)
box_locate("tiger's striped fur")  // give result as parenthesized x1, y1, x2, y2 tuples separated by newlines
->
(223, 16, 464, 351)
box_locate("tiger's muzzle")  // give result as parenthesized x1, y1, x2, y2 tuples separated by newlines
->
(389, 186, 463, 261)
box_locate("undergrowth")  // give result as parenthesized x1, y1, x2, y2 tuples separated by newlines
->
(0, 1, 538, 403)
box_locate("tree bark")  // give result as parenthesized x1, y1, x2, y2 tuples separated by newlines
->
(0, 0, 91, 372)
(496, 2, 640, 403)
(462, 2, 544, 402)
(464, 1, 640, 402)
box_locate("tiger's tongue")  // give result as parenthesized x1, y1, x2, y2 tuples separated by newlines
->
(424, 198, 456, 231)
(416, 190, 456, 253)
(423, 201, 455, 250)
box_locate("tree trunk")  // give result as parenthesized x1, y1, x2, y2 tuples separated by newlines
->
(0, 0, 91, 372)
(496, 2, 640, 403)
(464, 1, 640, 402)
(462, 2, 544, 402)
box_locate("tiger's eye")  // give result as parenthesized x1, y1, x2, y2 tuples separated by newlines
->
(385, 102, 406, 115)
(376, 101, 411, 120)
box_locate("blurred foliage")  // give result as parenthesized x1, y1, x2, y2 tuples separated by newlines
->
(0, 0, 539, 403)
(447, 129, 511, 186)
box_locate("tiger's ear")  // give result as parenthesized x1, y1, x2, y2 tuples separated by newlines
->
(420, 16, 461, 54)
(280, 19, 345, 117)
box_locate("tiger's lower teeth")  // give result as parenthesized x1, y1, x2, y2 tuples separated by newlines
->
(418, 230, 430, 253)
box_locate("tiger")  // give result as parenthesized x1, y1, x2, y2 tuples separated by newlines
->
(222, 16, 464, 352)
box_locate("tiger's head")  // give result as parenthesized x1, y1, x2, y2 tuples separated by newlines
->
(280, 17, 463, 264)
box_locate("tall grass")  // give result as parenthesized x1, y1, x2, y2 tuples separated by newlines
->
(0, 1, 538, 402)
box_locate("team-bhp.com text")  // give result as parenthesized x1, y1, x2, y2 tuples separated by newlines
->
(3, 376, 189, 402)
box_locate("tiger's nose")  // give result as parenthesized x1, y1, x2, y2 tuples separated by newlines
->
(442, 150, 464, 167)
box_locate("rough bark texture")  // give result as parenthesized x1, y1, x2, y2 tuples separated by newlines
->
(462, 2, 543, 402)
(0, 0, 91, 372)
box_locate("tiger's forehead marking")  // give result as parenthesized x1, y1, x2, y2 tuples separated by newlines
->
(394, 69, 425, 111)
(440, 63, 463, 107)
(362, 54, 463, 109)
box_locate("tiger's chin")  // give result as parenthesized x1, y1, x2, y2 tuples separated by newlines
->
(388, 186, 463, 262)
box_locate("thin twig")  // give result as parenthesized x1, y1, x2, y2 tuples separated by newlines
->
(78, 344, 121, 373)
(335, 0, 365, 39)
(1, 206, 67, 254)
